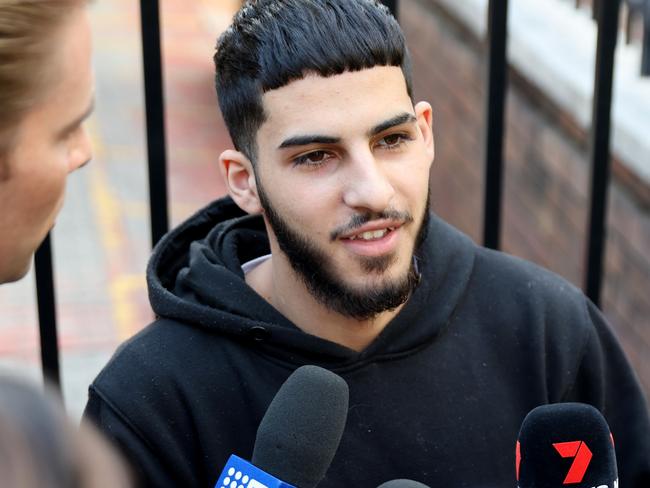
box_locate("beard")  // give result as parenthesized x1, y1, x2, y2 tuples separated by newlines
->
(256, 181, 429, 321)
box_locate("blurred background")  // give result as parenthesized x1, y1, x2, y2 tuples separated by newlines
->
(0, 0, 648, 420)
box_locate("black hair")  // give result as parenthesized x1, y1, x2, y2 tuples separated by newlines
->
(214, 0, 413, 162)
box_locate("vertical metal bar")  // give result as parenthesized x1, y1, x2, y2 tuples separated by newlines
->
(483, 0, 510, 250)
(140, 0, 169, 247)
(642, 1, 650, 75)
(593, 0, 600, 20)
(382, 0, 398, 19)
(625, 3, 633, 45)
(34, 234, 61, 390)
(585, 0, 621, 306)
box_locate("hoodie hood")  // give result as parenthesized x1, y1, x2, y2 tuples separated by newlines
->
(147, 196, 476, 366)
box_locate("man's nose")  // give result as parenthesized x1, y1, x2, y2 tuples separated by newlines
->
(341, 147, 395, 213)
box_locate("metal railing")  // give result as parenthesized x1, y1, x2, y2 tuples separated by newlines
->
(571, 0, 649, 76)
(482, 0, 622, 308)
(32, 0, 626, 388)
(34, 0, 170, 388)
(623, 0, 650, 74)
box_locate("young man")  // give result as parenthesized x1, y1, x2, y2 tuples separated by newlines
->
(85, 1, 650, 487)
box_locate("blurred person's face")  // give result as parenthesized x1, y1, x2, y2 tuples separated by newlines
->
(0, 8, 94, 283)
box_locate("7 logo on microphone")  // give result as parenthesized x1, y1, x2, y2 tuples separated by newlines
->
(215, 455, 296, 488)
(516, 439, 619, 488)
(553, 441, 592, 484)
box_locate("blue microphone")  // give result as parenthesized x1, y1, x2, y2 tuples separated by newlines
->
(215, 454, 295, 488)
(214, 365, 349, 488)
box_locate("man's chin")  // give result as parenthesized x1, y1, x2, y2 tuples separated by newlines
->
(340, 270, 401, 291)
(345, 252, 408, 281)
(308, 262, 418, 319)
(355, 252, 398, 274)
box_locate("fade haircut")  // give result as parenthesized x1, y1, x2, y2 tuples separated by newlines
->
(214, 0, 413, 163)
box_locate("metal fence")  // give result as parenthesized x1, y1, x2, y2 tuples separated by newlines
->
(625, 0, 650, 74)
(32, 0, 636, 389)
(569, 0, 649, 76)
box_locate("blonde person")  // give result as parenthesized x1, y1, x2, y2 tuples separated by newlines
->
(0, 0, 93, 284)
(0, 2, 130, 486)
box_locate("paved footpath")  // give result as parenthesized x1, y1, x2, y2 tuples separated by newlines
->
(0, 0, 239, 419)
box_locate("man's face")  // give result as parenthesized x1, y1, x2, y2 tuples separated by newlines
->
(252, 66, 434, 319)
(0, 8, 94, 283)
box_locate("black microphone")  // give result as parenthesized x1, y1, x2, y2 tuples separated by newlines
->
(376, 480, 431, 487)
(516, 403, 618, 488)
(214, 365, 349, 488)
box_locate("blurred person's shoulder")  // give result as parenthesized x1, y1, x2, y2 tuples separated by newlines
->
(0, 375, 132, 488)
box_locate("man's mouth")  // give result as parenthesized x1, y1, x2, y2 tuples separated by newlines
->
(344, 227, 397, 241)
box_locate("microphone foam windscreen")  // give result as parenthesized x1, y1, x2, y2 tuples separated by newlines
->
(517, 403, 618, 488)
(376, 480, 431, 488)
(252, 365, 349, 488)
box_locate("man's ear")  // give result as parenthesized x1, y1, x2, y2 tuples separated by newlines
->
(219, 149, 263, 214)
(414, 101, 435, 165)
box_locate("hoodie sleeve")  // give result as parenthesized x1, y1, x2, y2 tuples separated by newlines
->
(562, 298, 650, 488)
(84, 386, 196, 488)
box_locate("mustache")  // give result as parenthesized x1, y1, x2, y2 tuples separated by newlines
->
(329, 209, 414, 241)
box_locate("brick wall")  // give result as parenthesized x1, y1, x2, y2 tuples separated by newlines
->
(401, 0, 650, 397)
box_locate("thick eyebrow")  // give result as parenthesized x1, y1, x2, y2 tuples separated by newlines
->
(368, 112, 417, 137)
(278, 134, 341, 150)
(276, 112, 416, 150)
(59, 98, 95, 138)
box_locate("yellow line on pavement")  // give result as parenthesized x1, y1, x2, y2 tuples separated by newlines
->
(87, 118, 145, 342)
(110, 273, 145, 341)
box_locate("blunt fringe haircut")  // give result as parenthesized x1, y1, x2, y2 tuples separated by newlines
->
(214, 0, 413, 162)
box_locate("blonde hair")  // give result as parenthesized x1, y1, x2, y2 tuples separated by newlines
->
(0, 0, 86, 152)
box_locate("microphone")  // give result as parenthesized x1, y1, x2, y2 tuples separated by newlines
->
(516, 403, 618, 488)
(214, 365, 349, 488)
(377, 480, 431, 487)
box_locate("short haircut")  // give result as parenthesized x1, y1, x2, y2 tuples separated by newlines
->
(214, 0, 413, 163)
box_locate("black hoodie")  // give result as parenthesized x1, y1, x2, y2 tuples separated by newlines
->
(84, 196, 650, 487)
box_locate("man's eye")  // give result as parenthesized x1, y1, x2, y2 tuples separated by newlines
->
(377, 133, 410, 150)
(293, 150, 331, 166)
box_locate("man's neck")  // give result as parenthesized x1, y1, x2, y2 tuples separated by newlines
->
(245, 255, 402, 352)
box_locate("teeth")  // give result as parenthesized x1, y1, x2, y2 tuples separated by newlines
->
(349, 228, 392, 241)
